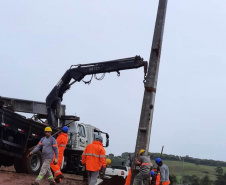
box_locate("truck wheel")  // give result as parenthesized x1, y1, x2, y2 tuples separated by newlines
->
(14, 158, 26, 173)
(25, 151, 42, 174)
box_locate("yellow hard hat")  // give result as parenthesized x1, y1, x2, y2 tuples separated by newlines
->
(106, 158, 111, 166)
(44, 127, 52, 132)
(139, 149, 145, 155)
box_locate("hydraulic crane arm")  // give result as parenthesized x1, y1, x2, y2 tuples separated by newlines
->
(46, 55, 147, 126)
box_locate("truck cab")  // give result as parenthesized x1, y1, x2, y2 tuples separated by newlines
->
(67, 122, 109, 151)
(61, 121, 109, 173)
(67, 122, 88, 151)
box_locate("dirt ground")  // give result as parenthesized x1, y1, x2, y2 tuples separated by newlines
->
(0, 166, 86, 185)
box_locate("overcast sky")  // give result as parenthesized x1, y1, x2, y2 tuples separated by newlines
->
(1, 0, 226, 161)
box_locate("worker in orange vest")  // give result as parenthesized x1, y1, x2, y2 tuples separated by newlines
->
(50, 126, 69, 183)
(125, 154, 134, 185)
(125, 168, 132, 185)
(155, 158, 170, 185)
(82, 135, 106, 185)
(151, 169, 160, 185)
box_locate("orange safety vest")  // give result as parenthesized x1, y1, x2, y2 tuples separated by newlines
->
(51, 133, 68, 177)
(156, 172, 160, 185)
(82, 141, 106, 171)
(125, 169, 132, 185)
(56, 133, 68, 154)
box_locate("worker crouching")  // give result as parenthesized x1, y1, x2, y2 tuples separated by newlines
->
(82, 135, 106, 185)
(50, 126, 69, 183)
(134, 149, 151, 185)
(29, 127, 59, 185)
(151, 169, 160, 185)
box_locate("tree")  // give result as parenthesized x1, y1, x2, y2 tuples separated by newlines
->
(196, 160, 200, 165)
(183, 175, 200, 185)
(215, 166, 224, 185)
(200, 175, 211, 185)
(169, 174, 177, 185)
(108, 153, 114, 158)
(121, 152, 129, 159)
(191, 175, 200, 185)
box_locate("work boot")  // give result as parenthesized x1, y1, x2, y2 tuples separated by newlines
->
(55, 174, 64, 183)
(31, 182, 39, 185)
(55, 178, 61, 183)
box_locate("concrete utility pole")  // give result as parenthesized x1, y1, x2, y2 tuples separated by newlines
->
(130, 0, 168, 184)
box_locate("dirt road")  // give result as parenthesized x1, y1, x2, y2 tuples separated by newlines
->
(0, 166, 86, 185)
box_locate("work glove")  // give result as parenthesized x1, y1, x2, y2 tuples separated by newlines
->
(27, 152, 33, 158)
(82, 164, 86, 171)
(53, 158, 58, 165)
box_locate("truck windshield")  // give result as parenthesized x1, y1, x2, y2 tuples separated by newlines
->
(78, 125, 86, 137)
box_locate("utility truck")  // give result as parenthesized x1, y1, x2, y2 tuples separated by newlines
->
(0, 56, 147, 174)
(0, 97, 109, 174)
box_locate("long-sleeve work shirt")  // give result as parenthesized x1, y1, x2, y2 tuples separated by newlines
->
(159, 164, 169, 182)
(32, 136, 59, 160)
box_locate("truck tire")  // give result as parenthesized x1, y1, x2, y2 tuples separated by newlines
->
(25, 150, 42, 174)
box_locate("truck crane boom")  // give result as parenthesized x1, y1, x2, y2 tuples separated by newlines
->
(46, 55, 148, 126)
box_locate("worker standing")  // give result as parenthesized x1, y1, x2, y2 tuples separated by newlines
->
(29, 127, 59, 185)
(50, 126, 69, 183)
(82, 135, 106, 185)
(155, 158, 170, 185)
(133, 149, 151, 185)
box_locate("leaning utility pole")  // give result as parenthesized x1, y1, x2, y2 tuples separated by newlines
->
(130, 0, 168, 184)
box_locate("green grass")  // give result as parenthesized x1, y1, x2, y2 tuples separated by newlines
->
(161, 160, 226, 180)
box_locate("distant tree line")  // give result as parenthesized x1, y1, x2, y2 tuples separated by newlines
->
(150, 153, 226, 167)
(107, 152, 226, 167)
(107, 153, 226, 185)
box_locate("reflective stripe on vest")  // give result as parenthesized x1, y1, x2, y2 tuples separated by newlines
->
(141, 163, 151, 166)
(55, 170, 61, 174)
(59, 144, 66, 147)
(83, 153, 105, 158)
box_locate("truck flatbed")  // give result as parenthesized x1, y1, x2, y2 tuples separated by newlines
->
(0, 107, 58, 158)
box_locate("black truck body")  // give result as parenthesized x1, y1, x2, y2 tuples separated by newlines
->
(0, 100, 81, 174)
